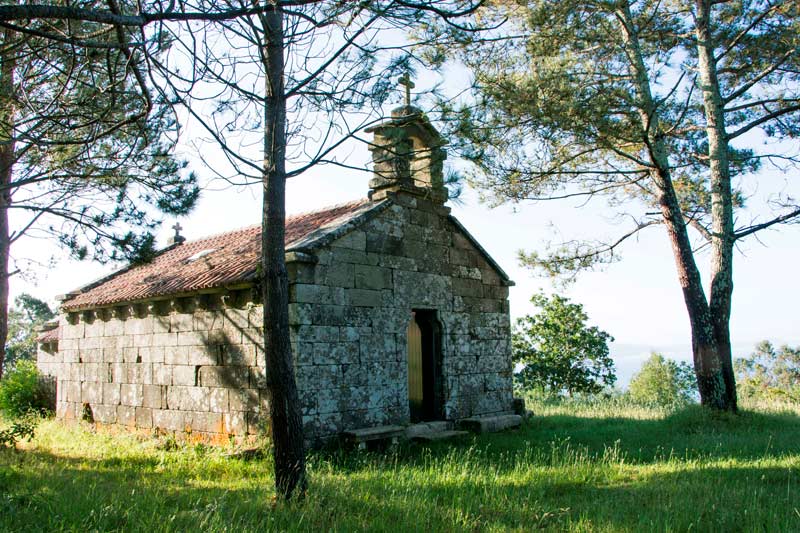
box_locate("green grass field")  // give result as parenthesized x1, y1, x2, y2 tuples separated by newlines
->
(2, 399, 799, 532)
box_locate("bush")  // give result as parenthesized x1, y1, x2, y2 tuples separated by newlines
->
(0, 360, 52, 418)
(0, 415, 37, 448)
(628, 353, 696, 407)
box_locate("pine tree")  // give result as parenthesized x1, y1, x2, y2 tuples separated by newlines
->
(442, 0, 800, 410)
(0, 11, 199, 379)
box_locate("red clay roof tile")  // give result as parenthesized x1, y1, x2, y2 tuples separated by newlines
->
(61, 199, 374, 310)
(37, 326, 60, 343)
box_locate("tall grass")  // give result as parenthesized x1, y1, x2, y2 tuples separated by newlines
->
(2, 398, 799, 531)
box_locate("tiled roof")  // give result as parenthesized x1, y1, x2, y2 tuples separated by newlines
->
(61, 199, 378, 310)
(37, 325, 60, 343)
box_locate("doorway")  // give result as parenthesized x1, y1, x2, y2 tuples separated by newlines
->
(407, 309, 444, 422)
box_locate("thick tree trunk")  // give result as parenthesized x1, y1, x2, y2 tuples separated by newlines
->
(653, 165, 728, 409)
(0, 30, 15, 380)
(617, 5, 729, 409)
(261, 8, 306, 499)
(694, 0, 738, 411)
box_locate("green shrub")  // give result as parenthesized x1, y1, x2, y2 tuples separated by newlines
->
(628, 353, 696, 407)
(0, 360, 52, 418)
(0, 415, 37, 448)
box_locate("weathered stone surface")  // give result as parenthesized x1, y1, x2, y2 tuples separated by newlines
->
(153, 409, 184, 431)
(248, 367, 267, 389)
(291, 284, 342, 305)
(223, 411, 247, 435)
(143, 385, 164, 409)
(151, 364, 171, 386)
(117, 405, 136, 426)
(229, 388, 260, 412)
(120, 383, 143, 406)
(331, 230, 366, 250)
(220, 344, 256, 367)
(167, 385, 209, 412)
(190, 412, 223, 433)
(322, 263, 355, 288)
(171, 365, 197, 387)
(103, 383, 121, 406)
(93, 404, 117, 424)
(186, 345, 218, 366)
(354, 265, 392, 290)
(199, 366, 248, 388)
(343, 424, 404, 443)
(170, 313, 194, 333)
(162, 346, 187, 368)
(208, 388, 229, 413)
(135, 407, 153, 428)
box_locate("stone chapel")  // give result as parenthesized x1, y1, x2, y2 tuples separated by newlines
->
(37, 105, 519, 444)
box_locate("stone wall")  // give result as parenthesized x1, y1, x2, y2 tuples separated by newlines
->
(38, 192, 514, 443)
(289, 192, 514, 441)
(40, 295, 269, 441)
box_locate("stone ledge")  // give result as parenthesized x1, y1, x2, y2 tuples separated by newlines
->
(404, 421, 451, 439)
(342, 424, 405, 443)
(411, 429, 470, 442)
(458, 414, 522, 433)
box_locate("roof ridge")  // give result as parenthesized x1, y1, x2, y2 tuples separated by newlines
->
(288, 197, 370, 218)
(167, 197, 371, 249)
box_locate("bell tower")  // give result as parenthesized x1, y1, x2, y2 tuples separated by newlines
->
(366, 75, 448, 204)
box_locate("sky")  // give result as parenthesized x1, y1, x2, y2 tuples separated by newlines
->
(10, 73, 800, 387)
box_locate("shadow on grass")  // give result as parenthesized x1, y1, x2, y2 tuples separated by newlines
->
(2, 445, 799, 532)
(1, 405, 799, 531)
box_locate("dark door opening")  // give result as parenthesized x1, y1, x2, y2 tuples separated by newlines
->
(407, 309, 444, 423)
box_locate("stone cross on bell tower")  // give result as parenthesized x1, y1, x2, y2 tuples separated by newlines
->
(398, 72, 415, 107)
(365, 73, 448, 204)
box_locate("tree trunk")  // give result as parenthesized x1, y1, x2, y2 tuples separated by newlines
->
(261, 7, 306, 499)
(0, 29, 15, 380)
(694, 0, 738, 411)
(616, 5, 729, 409)
(652, 162, 728, 409)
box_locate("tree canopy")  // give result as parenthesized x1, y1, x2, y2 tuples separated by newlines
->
(441, 0, 800, 410)
(1, 8, 199, 265)
(0, 2, 201, 379)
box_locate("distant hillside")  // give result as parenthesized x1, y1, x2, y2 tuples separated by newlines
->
(610, 341, 783, 387)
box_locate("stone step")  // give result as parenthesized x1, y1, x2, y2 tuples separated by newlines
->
(458, 414, 522, 433)
(410, 429, 470, 442)
(343, 424, 405, 444)
(405, 421, 452, 439)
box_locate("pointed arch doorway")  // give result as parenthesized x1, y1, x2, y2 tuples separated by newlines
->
(407, 309, 444, 423)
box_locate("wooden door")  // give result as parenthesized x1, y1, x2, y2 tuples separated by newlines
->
(407, 313, 424, 422)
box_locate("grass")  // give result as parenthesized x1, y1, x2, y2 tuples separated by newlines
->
(1, 398, 799, 532)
